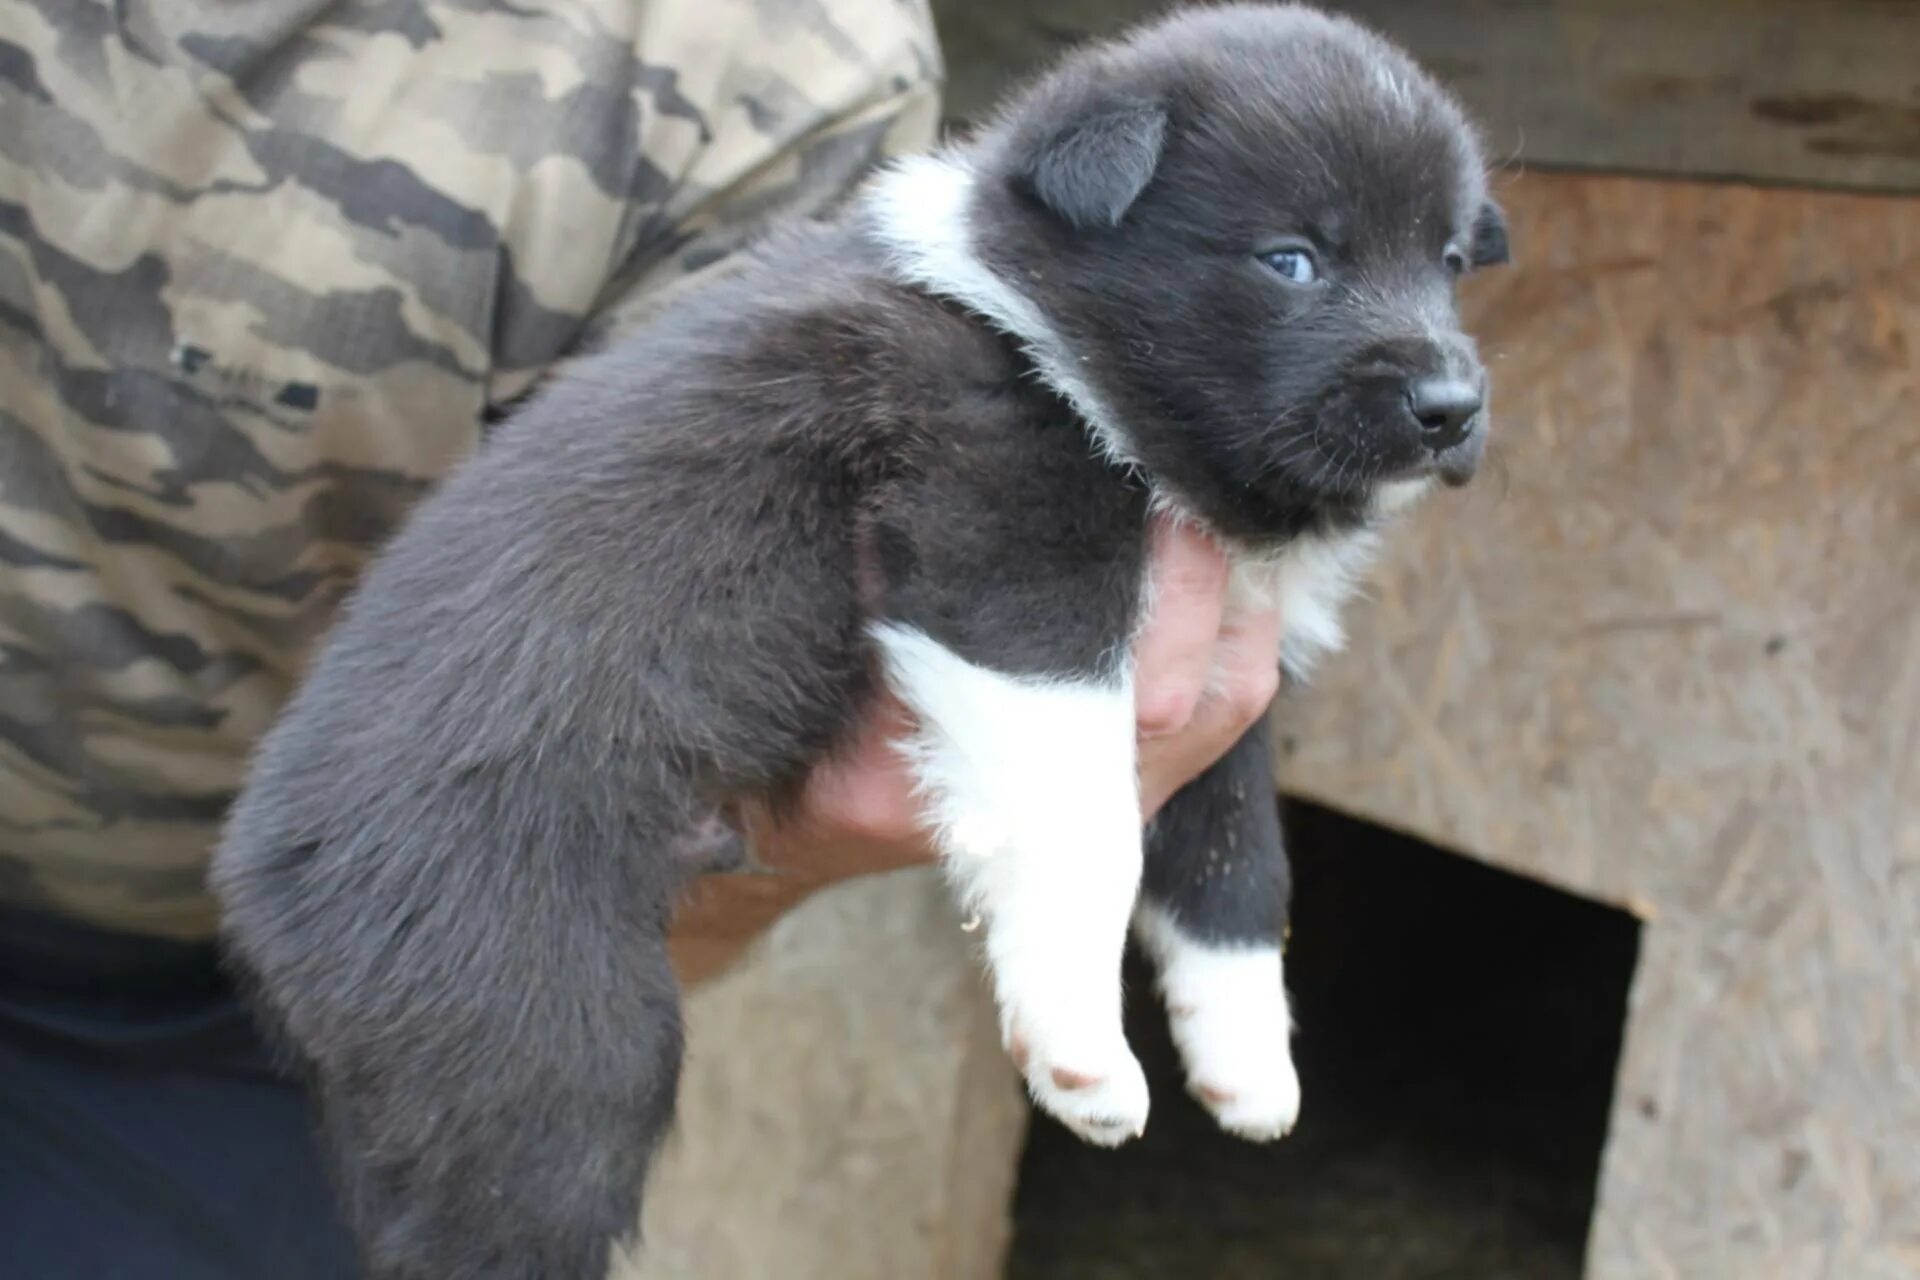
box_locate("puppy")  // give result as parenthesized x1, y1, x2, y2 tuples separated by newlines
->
(211, 5, 1509, 1277)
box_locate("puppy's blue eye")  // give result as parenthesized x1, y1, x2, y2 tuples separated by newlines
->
(1260, 248, 1318, 284)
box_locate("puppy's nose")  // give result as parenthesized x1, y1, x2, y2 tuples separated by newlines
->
(1405, 377, 1481, 452)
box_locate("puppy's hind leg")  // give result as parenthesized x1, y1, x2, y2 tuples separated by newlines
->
(872, 623, 1150, 1147)
(215, 770, 692, 1280)
(1137, 715, 1301, 1141)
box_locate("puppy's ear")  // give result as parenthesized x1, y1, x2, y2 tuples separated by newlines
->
(1015, 97, 1168, 230)
(1470, 200, 1510, 268)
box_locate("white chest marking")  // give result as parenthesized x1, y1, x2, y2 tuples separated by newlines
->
(1226, 527, 1383, 682)
(1218, 477, 1432, 679)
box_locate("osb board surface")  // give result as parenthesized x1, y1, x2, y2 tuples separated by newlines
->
(931, 0, 1920, 193)
(1279, 173, 1920, 1278)
(617, 869, 1027, 1280)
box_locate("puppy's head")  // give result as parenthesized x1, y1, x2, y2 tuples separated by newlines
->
(966, 4, 1510, 539)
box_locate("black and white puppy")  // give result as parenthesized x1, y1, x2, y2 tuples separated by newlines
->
(211, 5, 1509, 1277)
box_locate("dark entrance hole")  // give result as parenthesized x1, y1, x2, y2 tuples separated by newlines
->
(1007, 798, 1642, 1279)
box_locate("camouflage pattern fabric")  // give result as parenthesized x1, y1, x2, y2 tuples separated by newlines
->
(0, 0, 943, 940)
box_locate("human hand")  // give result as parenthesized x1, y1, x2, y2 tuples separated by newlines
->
(667, 515, 1284, 984)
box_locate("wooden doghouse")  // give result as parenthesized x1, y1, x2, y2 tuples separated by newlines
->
(626, 4, 1916, 1277)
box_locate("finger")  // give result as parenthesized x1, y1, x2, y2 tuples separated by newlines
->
(799, 694, 924, 840)
(1206, 606, 1284, 719)
(748, 691, 938, 878)
(1133, 514, 1229, 737)
(1136, 601, 1284, 817)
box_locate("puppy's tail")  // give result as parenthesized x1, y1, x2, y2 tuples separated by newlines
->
(214, 769, 687, 1280)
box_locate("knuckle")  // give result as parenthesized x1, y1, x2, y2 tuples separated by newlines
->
(841, 787, 919, 844)
(1227, 666, 1281, 725)
(1137, 688, 1200, 737)
(808, 771, 891, 841)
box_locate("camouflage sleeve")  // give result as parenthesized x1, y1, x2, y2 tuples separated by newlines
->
(0, 0, 941, 940)
(580, 1, 944, 344)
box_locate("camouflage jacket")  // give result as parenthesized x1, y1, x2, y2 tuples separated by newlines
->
(0, 0, 943, 940)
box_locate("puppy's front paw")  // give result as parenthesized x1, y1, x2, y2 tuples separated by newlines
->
(1169, 996, 1300, 1141)
(1007, 1024, 1150, 1146)
(1140, 926, 1301, 1142)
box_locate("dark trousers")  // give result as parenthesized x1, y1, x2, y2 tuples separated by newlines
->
(0, 906, 359, 1279)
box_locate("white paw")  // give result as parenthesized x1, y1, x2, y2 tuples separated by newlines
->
(1169, 999, 1300, 1141)
(1008, 1026, 1150, 1147)
(1134, 906, 1301, 1143)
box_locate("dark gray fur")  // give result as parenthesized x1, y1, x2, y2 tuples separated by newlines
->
(210, 6, 1509, 1277)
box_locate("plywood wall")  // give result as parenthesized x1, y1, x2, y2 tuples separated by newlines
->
(1281, 171, 1920, 1279)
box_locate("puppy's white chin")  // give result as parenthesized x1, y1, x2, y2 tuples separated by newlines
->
(1371, 475, 1435, 516)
